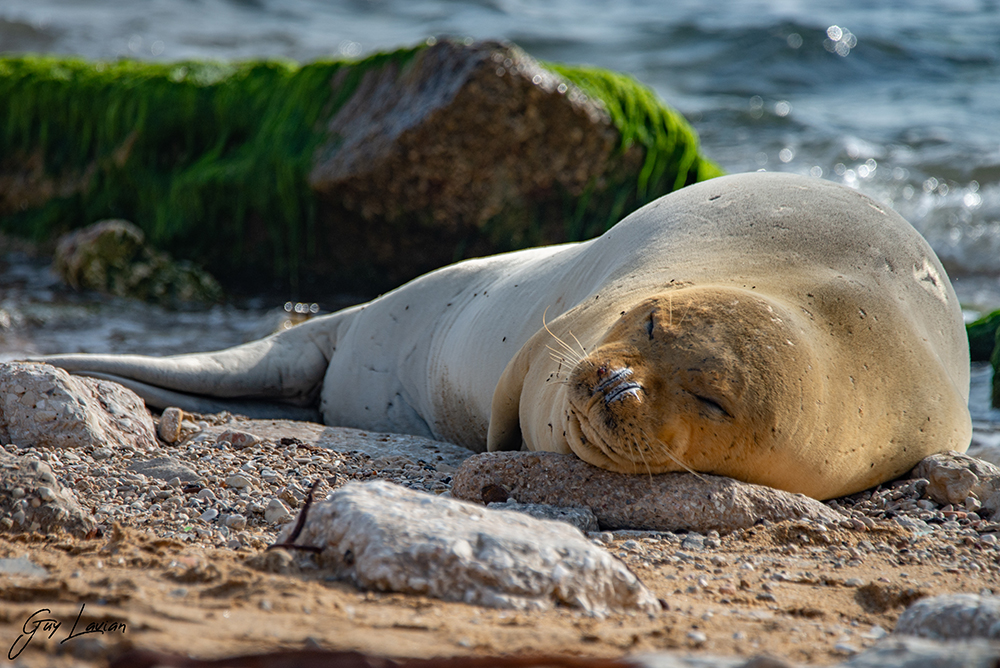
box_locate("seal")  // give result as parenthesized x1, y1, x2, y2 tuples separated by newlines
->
(39, 172, 972, 499)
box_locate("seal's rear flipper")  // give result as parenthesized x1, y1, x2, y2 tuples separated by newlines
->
(71, 371, 323, 421)
(33, 313, 340, 422)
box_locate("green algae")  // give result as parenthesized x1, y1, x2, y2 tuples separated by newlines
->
(1, 43, 722, 294)
(967, 308, 1000, 408)
(0, 47, 421, 290)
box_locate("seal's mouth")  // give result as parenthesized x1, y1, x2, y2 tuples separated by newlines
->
(566, 363, 663, 471)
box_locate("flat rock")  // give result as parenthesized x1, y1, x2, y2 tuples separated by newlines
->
(451, 452, 845, 533)
(0, 362, 157, 452)
(486, 500, 599, 533)
(198, 419, 472, 471)
(0, 450, 97, 537)
(276, 480, 660, 614)
(0, 556, 48, 578)
(911, 451, 1000, 506)
(128, 456, 200, 483)
(895, 593, 1000, 641)
(837, 636, 1000, 668)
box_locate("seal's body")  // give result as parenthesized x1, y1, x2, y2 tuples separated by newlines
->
(42, 173, 971, 499)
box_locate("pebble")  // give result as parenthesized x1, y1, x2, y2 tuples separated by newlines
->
(226, 474, 254, 489)
(265, 498, 291, 524)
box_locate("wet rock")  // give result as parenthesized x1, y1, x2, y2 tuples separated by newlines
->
(311, 41, 617, 230)
(911, 451, 1000, 506)
(486, 500, 599, 532)
(54, 219, 223, 305)
(0, 450, 97, 537)
(452, 452, 845, 533)
(895, 593, 1000, 641)
(277, 479, 659, 614)
(128, 456, 200, 483)
(0, 362, 157, 452)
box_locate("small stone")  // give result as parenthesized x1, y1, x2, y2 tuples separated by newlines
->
(0, 362, 158, 451)
(92, 448, 113, 461)
(686, 631, 707, 644)
(225, 514, 247, 530)
(158, 407, 184, 443)
(217, 430, 262, 449)
(10, 487, 25, 499)
(452, 451, 846, 533)
(197, 488, 217, 501)
(264, 498, 291, 524)
(226, 474, 254, 489)
(833, 643, 858, 655)
(844, 578, 865, 587)
(37, 486, 55, 502)
(198, 508, 219, 522)
(913, 451, 1000, 506)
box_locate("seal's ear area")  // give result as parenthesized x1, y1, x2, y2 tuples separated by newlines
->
(487, 338, 534, 452)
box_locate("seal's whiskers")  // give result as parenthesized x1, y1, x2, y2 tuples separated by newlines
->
(541, 306, 587, 364)
(640, 426, 705, 481)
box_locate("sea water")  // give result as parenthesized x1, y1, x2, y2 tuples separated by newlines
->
(1, 1, 999, 376)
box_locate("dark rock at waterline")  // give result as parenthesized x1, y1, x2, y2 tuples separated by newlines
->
(54, 219, 223, 306)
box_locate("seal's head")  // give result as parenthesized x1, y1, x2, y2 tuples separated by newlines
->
(561, 286, 822, 485)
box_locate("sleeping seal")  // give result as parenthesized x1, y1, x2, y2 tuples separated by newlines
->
(39, 172, 971, 499)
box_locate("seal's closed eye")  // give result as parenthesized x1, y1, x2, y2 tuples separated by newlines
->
(692, 393, 730, 419)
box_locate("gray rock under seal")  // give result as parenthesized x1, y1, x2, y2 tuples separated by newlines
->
(0, 362, 157, 451)
(0, 450, 97, 537)
(452, 452, 846, 533)
(487, 500, 599, 533)
(277, 480, 660, 614)
(895, 593, 1000, 641)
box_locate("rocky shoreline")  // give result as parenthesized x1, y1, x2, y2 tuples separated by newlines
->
(2, 359, 1000, 666)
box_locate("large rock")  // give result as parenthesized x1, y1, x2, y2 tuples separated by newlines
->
(895, 593, 1000, 641)
(0, 450, 97, 536)
(451, 452, 845, 533)
(0, 362, 157, 451)
(0, 42, 719, 295)
(276, 480, 660, 614)
(311, 40, 619, 232)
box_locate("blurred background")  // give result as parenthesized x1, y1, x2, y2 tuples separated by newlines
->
(2, 0, 997, 309)
(2, 0, 999, 414)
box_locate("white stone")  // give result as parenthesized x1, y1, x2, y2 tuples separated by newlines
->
(264, 498, 291, 524)
(0, 362, 157, 451)
(276, 480, 660, 614)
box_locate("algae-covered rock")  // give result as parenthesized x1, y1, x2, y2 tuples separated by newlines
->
(54, 219, 223, 305)
(0, 39, 721, 294)
(964, 309, 1000, 409)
